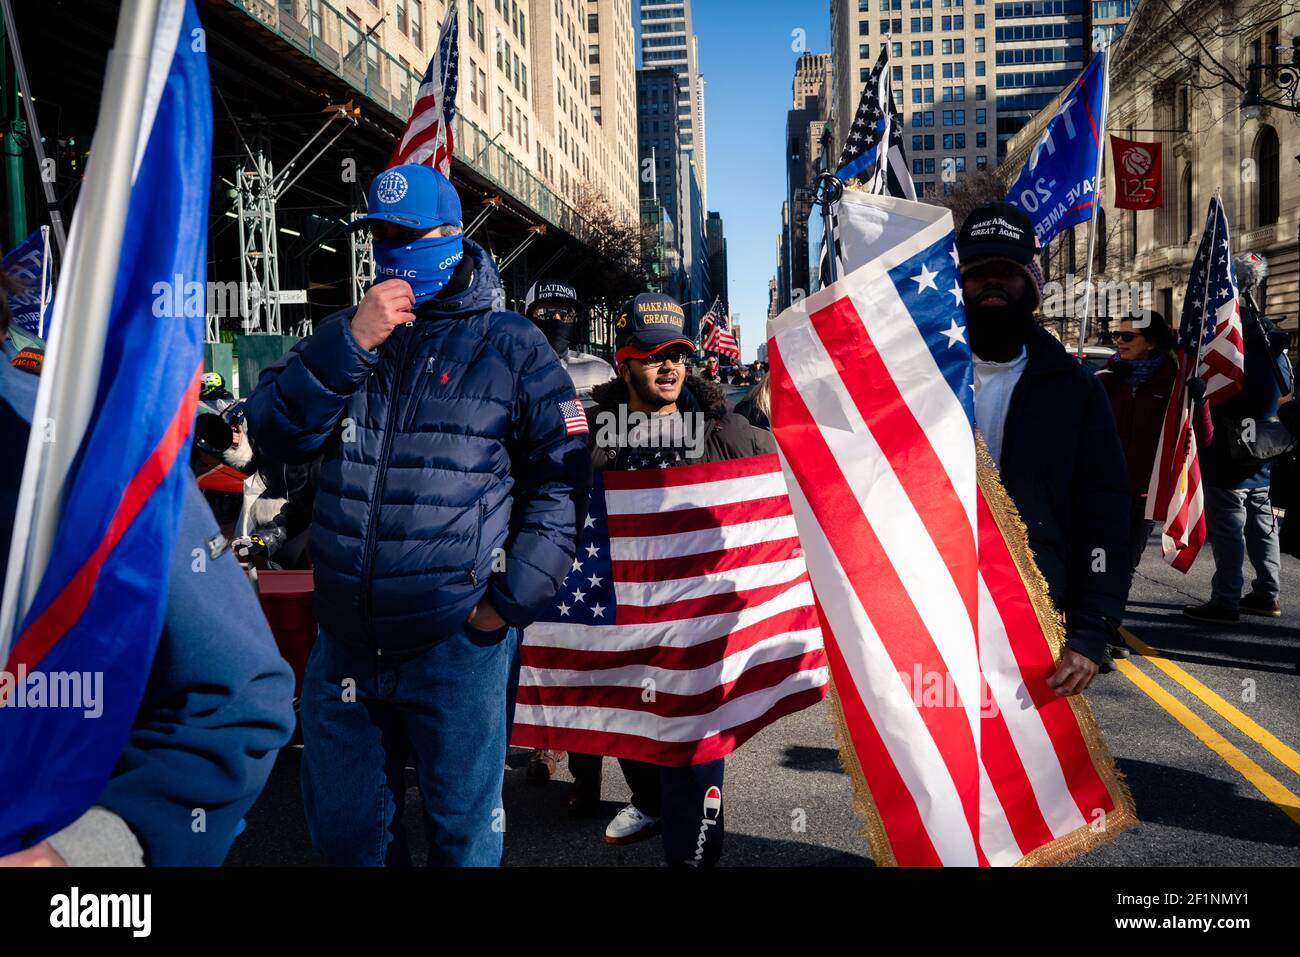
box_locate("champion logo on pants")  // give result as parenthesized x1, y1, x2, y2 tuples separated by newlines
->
(688, 786, 723, 868)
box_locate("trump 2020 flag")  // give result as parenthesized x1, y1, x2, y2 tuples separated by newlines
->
(0, 0, 212, 852)
(512, 456, 829, 766)
(767, 189, 1134, 865)
(1, 228, 54, 339)
(1006, 49, 1108, 247)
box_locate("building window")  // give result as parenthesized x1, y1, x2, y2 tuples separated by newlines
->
(1181, 166, 1194, 243)
(974, 12, 984, 26)
(860, 19, 870, 34)
(1255, 125, 1281, 227)
(588, 13, 598, 32)
(411, 0, 423, 48)
(975, 36, 985, 52)
(976, 155, 987, 169)
(861, 43, 871, 58)
(893, 41, 902, 56)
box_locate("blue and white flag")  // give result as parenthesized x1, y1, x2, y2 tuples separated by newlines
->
(2, 228, 53, 339)
(0, 0, 212, 853)
(1006, 50, 1109, 247)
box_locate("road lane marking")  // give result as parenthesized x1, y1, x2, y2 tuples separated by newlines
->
(1120, 627, 1300, 778)
(1111, 656, 1300, 826)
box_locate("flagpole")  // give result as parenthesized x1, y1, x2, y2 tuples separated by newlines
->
(1078, 46, 1110, 357)
(37, 224, 50, 339)
(0, 0, 164, 652)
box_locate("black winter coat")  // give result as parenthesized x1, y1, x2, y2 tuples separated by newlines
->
(998, 327, 1133, 664)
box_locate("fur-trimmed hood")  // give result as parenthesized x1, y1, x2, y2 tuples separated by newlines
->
(589, 374, 729, 420)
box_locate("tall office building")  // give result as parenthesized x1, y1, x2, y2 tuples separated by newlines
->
(993, 0, 1086, 157)
(586, 0, 640, 222)
(637, 65, 708, 331)
(829, 0, 1084, 198)
(638, 0, 707, 208)
(783, 53, 833, 308)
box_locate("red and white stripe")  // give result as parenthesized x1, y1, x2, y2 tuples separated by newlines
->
(767, 196, 1129, 865)
(1144, 351, 1206, 572)
(1198, 290, 1245, 407)
(512, 455, 828, 767)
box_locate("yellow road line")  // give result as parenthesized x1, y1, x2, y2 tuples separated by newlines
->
(1112, 656, 1300, 826)
(1119, 626, 1300, 778)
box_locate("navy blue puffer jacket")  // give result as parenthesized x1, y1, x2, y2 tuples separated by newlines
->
(245, 239, 590, 654)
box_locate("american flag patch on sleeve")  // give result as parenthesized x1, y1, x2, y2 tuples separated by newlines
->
(560, 398, 588, 435)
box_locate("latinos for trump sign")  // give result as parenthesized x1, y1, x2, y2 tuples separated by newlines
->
(1111, 135, 1163, 210)
(1005, 49, 1108, 247)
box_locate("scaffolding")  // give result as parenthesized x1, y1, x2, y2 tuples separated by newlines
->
(219, 103, 358, 339)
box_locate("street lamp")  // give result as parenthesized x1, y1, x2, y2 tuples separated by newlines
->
(1240, 37, 1300, 117)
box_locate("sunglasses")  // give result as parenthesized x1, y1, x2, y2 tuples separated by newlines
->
(638, 349, 691, 368)
(1113, 331, 1145, 343)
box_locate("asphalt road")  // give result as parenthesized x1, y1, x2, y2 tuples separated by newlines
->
(227, 522, 1299, 867)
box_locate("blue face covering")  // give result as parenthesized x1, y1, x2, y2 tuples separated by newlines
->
(372, 233, 465, 304)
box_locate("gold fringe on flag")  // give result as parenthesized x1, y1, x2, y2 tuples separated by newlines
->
(826, 433, 1137, 866)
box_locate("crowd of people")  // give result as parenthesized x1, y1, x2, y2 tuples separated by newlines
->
(0, 168, 1294, 868)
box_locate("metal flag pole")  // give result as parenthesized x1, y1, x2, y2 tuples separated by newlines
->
(0, 0, 68, 257)
(0, 0, 163, 652)
(36, 223, 49, 338)
(1078, 46, 1111, 356)
(815, 121, 842, 286)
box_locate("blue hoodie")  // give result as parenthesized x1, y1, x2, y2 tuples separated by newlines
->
(0, 359, 295, 865)
(245, 238, 589, 652)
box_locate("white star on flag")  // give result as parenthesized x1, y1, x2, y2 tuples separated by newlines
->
(585, 543, 600, 558)
(947, 283, 964, 305)
(911, 263, 938, 292)
(572, 588, 587, 603)
(590, 603, 606, 619)
(941, 319, 967, 347)
(588, 574, 603, 588)
(556, 601, 571, 617)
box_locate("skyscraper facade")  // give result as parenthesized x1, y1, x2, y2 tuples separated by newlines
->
(828, 0, 1085, 199)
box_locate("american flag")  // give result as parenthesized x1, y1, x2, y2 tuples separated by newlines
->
(819, 45, 916, 287)
(389, 4, 460, 175)
(1143, 194, 1242, 572)
(700, 301, 740, 360)
(769, 192, 1134, 865)
(1180, 195, 1245, 407)
(511, 456, 829, 766)
(559, 397, 589, 436)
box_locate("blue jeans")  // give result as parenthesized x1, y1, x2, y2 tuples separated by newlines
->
(300, 622, 521, 866)
(1205, 486, 1282, 610)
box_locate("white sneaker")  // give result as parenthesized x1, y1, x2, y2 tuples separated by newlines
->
(604, 803, 661, 845)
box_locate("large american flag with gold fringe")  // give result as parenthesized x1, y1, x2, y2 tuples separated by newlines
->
(511, 455, 829, 766)
(768, 190, 1134, 865)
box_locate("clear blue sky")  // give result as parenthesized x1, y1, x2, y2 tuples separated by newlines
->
(690, 1, 830, 362)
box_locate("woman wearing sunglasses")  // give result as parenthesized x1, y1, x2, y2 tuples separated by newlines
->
(1096, 311, 1212, 581)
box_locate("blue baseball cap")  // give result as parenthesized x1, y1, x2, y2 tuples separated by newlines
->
(347, 164, 463, 232)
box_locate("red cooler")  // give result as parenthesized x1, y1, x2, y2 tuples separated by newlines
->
(256, 569, 316, 696)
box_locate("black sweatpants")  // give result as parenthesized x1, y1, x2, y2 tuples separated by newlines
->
(571, 753, 725, 867)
